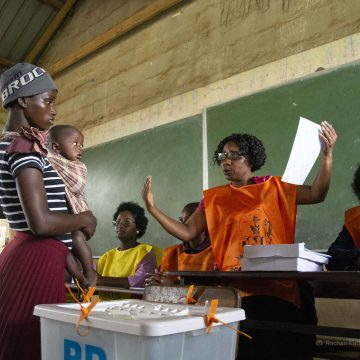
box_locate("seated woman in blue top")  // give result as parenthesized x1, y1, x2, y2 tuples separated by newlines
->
(327, 164, 360, 270)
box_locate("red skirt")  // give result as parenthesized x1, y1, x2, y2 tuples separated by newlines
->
(0, 232, 68, 360)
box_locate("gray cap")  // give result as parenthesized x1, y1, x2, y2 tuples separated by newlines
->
(0, 63, 58, 108)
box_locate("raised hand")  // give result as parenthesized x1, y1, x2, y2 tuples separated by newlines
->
(319, 121, 337, 156)
(141, 176, 155, 211)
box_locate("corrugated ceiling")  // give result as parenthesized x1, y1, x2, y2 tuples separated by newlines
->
(0, 0, 76, 75)
(0, 0, 54, 66)
(0, 0, 77, 126)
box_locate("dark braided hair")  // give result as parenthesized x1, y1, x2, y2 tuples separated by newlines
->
(352, 164, 360, 201)
(213, 133, 266, 171)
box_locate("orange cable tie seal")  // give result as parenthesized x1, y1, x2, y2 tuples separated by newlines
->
(204, 299, 252, 339)
(186, 284, 197, 304)
(65, 283, 99, 336)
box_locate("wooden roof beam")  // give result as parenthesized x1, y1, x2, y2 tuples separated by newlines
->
(25, 0, 77, 64)
(0, 58, 16, 68)
(48, 0, 185, 76)
(38, 0, 64, 11)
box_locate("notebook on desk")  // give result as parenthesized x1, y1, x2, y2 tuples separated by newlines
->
(242, 257, 324, 271)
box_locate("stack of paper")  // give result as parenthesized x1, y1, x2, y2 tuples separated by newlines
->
(242, 243, 330, 272)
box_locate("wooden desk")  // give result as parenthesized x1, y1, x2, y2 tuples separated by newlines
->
(164, 270, 360, 283)
(164, 271, 360, 344)
(164, 270, 360, 299)
(66, 283, 144, 297)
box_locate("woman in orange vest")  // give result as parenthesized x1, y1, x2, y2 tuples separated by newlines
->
(142, 122, 337, 360)
(327, 164, 360, 270)
(147, 202, 214, 285)
(161, 202, 214, 272)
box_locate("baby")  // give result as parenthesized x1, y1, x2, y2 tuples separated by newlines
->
(47, 125, 97, 288)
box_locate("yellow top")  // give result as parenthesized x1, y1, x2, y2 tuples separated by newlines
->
(97, 243, 162, 278)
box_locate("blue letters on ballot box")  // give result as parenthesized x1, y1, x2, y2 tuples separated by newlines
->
(64, 339, 107, 360)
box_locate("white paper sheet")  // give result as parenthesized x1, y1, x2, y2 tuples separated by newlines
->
(282, 117, 322, 185)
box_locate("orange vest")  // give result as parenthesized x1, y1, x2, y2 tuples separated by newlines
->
(160, 244, 215, 272)
(204, 176, 300, 306)
(345, 206, 360, 248)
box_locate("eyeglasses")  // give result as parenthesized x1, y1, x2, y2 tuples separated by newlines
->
(217, 151, 243, 161)
(112, 219, 136, 227)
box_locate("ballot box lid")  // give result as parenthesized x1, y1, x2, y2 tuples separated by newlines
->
(34, 299, 245, 337)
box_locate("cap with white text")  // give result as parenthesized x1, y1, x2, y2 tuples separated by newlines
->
(0, 63, 57, 108)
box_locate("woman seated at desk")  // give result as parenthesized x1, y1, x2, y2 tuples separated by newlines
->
(328, 164, 360, 270)
(142, 124, 337, 360)
(97, 202, 161, 288)
(147, 202, 214, 285)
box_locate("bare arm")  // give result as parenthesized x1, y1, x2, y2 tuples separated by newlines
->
(141, 176, 206, 242)
(16, 168, 97, 238)
(296, 121, 337, 205)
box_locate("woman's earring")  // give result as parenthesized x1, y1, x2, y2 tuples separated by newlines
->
(136, 230, 140, 234)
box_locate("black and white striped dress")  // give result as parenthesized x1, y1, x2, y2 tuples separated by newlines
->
(0, 137, 72, 248)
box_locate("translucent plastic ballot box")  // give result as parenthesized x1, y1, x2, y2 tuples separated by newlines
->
(34, 299, 245, 360)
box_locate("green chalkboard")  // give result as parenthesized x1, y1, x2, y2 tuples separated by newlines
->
(83, 115, 203, 255)
(207, 62, 360, 250)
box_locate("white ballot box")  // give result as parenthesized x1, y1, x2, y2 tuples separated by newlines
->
(34, 299, 245, 360)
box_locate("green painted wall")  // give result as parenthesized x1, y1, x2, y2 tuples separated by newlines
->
(83, 115, 203, 255)
(207, 63, 360, 249)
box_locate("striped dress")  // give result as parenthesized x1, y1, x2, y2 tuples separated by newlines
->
(0, 135, 71, 360)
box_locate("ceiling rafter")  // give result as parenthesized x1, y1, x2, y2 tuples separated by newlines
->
(0, 58, 16, 68)
(48, 0, 185, 76)
(25, 0, 77, 64)
(38, 0, 65, 11)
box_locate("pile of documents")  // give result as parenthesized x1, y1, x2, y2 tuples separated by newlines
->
(242, 243, 330, 271)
